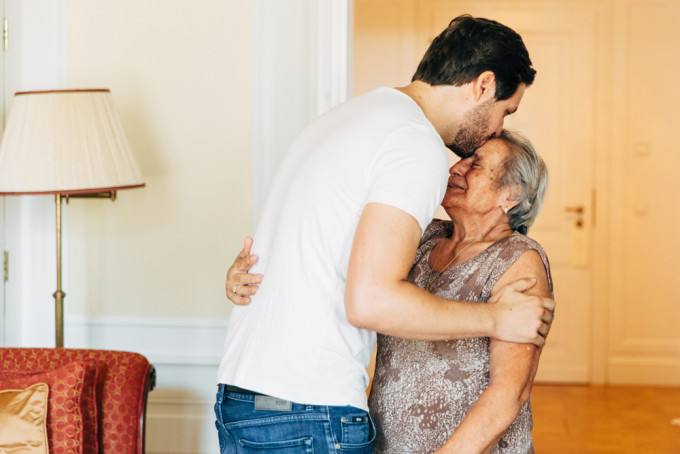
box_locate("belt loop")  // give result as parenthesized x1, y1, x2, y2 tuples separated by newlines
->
(216, 383, 225, 405)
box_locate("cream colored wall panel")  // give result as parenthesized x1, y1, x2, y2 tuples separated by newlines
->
(609, 1, 680, 384)
(65, 0, 254, 319)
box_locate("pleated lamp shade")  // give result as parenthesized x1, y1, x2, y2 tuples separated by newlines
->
(0, 89, 145, 195)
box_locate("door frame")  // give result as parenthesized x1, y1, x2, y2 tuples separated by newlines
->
(253, 0, 352, 222)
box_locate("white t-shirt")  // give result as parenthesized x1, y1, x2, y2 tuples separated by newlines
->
(217, 88, 449, 412)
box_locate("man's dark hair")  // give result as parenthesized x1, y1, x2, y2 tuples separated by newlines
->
(412, 15, 536, 101)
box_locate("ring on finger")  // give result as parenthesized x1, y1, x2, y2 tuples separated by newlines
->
(232, 285, 238, 295)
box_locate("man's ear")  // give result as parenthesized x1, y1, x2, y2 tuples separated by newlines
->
(473, 71, 496, 102)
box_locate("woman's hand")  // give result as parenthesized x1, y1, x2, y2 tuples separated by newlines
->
(225, 237, 263, 306)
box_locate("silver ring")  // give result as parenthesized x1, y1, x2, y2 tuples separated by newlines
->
(232, 285, 238, 295)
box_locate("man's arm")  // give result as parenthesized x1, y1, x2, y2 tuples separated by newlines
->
(344, 203, 553, 344)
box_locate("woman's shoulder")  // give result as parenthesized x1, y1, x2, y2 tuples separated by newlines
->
(497, 231, 553, 293)
(503, 231, 548, 255)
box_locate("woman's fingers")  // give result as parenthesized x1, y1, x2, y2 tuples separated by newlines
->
(225, 236, 262, 305)
(229, 283, 260, 306)
(234, 272, 263, 287)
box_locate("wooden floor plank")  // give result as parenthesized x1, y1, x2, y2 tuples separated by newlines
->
(531, 384, 680, 453)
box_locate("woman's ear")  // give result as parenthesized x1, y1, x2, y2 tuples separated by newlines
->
(473, 71, 497, 102)
(501, 185, 522, 211)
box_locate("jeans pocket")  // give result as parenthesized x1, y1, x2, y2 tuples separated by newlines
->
(239, 437, 314, 453)
(337, 413, 375, 451)
(341, 416, 369, 445)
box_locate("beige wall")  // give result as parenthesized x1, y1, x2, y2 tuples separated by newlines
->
(65, 0, 253, 318)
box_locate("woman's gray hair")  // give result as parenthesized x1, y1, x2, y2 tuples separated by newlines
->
(495, 129, 548, 234)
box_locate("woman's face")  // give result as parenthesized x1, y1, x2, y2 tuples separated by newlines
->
(442, 138, 515, 217)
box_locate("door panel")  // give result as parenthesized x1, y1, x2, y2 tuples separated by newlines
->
(420, 1, 601, 382)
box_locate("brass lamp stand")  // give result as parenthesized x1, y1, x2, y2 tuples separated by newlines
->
(54, 194, 65, 348)
(0, 89, 145, 348)
(53, 191, 119, 347)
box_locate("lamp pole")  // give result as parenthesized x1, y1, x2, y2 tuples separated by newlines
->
(53, 194, 65, 348)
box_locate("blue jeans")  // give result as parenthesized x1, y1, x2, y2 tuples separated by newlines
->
(215, 384, 375, 453)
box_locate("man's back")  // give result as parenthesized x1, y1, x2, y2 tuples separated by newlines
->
(217, 87, 448, 411)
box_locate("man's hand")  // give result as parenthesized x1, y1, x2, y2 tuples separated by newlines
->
(225, 237, 262, 306)
(488, 277, 555, 346)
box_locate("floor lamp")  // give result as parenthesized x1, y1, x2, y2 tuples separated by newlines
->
(0, 89, 145, 347)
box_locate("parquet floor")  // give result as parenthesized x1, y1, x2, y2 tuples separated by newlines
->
(531, 384, 680, 453)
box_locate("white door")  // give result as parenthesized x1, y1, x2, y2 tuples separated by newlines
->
(421, 1, 605, 382)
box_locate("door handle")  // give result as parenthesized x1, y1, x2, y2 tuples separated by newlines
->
(564, 205, 584, 214)
(564, 205, 585, 227)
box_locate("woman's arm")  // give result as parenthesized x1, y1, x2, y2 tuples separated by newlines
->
(434, 249, 552, 454)
(224, 236, 263, 306)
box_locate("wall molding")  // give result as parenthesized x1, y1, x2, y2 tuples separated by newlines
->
(253, 0, 351, 222)
(65, 314, 227, 366)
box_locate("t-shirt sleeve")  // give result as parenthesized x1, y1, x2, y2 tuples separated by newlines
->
(365, 125, 449, 233)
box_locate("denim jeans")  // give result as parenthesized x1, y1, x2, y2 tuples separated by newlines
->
(215, 384, 375, 453)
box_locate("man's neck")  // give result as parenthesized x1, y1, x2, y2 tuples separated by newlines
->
(395, 81, 471, 144)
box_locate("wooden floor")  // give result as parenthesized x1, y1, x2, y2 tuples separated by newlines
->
(531, 384, 680, 453)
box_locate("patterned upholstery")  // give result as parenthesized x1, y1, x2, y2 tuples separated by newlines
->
(0, 348, 156, 454)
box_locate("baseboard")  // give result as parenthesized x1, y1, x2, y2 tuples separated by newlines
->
(608, 356, 680, 385)
(534, 364, 590, 384)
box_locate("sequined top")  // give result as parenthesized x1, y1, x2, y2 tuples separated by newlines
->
(368, 220, 553, 453)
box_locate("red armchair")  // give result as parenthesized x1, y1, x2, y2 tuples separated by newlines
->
(0, 348, 156, 454)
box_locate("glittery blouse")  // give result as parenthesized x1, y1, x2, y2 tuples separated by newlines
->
(368, 219, 553, 453)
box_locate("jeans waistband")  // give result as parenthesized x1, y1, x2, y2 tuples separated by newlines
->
(223, 384, 262, 396)
(219, 383, 274, 398)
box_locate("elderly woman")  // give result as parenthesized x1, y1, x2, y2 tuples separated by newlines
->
(226, 129, 552, 453)
(367, 129, 551, 453)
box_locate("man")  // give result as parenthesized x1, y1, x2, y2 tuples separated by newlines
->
(215, 15, 554, 453)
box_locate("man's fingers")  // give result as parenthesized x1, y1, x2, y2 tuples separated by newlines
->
(542, 297, 556, 313)
(488, 276, 537, 303)
(542, 309, 553, 324)
(504, 276, 537, 294)
(532, 334, 545, 347)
